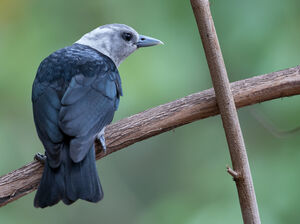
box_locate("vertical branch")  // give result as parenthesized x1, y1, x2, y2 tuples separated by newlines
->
(190, 0, 261, 223)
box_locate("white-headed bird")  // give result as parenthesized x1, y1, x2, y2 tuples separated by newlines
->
(32, 24, 162, 208)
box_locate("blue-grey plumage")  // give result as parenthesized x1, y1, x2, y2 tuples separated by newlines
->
(32, 24, 162, 208)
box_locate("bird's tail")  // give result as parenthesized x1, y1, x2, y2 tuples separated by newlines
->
(34, 143, 103, 208)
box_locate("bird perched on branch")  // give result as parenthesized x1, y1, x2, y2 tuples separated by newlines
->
(32, 24, 163, 208)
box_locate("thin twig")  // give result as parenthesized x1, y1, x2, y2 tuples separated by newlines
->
(227, 165, 239, 179)
(190, 0, 261, 223)
(0, 65, 300, 207)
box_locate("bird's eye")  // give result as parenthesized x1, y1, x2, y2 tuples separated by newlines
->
(122, 32, 133, 42)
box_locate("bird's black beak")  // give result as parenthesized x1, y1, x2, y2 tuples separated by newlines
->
(136, 35, 164, 48)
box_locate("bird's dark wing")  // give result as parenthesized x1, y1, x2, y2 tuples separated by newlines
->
(59, 71, 122, 163)
(32, 82, 65, 168)
(32, 45, 122, 166)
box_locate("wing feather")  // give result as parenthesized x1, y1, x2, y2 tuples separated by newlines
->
(59, 74, 119, 162)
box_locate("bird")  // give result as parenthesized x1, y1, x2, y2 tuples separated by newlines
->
(32, 24, 163, 208)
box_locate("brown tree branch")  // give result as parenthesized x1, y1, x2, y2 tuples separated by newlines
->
(0, 65, 300, 207)
(190, 0, 261, 223)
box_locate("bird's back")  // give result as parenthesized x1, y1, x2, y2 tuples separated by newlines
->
(32, 43, 118, 102)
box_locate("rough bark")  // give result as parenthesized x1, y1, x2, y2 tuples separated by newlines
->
(0, 65, 300, 207)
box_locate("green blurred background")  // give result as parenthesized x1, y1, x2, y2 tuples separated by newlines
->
(1, 0, 300, 223)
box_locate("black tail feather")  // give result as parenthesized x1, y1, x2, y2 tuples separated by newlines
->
(65, 144, 103, 202)
(34, 144, 103, 208)
(34, 160, 67, 208)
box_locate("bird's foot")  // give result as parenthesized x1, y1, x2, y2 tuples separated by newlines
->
(34, 152, 46, 164)
(97, 127, 107, 153)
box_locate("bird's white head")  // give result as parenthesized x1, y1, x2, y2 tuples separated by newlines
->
(76, 24, 163, 67)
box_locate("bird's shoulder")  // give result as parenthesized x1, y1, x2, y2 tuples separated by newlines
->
(36, 43, 118, 82)
(32, 44, 122, 102)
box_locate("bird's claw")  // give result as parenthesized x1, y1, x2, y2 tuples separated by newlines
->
(97, 128, 107, 153)
(34, 152, 47, 164)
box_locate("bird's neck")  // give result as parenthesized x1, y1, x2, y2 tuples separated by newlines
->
(76, 37, 122, 67)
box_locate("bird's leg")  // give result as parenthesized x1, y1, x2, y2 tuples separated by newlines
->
(34, 152, 47, 164)
(97, 127, 107, 153)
